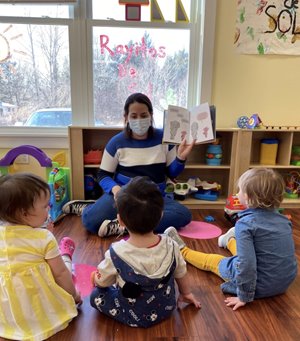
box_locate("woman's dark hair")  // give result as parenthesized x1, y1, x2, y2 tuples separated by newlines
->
(123, 93, 154, 138)
(0, 173, 50, 224)
(116, 176, 163, 234)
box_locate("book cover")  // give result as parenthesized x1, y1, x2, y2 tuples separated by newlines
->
(162, 102, 216, 145)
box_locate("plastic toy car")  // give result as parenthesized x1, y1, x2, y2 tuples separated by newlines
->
(224, 194, 247, 225)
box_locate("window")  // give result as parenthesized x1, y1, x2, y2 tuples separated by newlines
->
(92, 26, 190, 126)
(0, 4, 72, 127)
(0, 0, 215, 132)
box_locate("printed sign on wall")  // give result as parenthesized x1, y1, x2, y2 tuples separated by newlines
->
(235, 0, 300, 54)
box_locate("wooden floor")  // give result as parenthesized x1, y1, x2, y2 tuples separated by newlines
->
(2, 209, 300, 341)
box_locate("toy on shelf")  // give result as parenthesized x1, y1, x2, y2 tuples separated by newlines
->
(84, 174, 103, 200)
(259, 138, 279, 165)
(194, 190, 219, 201)
(237, 114, 262, 129)
(164, 178, 197, 201)
(0, 145, 70, 223)
(205, 135, 222, 166)
(285, 171, 300, 199)
(192, 178, 221, 201)
(186, 177, 202, 189)
(224, 194, 247, 225)
(237, 114, 300, 130)
(237, 113, 262, 129)
(236, 115, 249, 128)
(205, 136, 222, 166)
(246, 114, 262, 129)
(84, 149, 103, 165)
(174, 182, 197, 200)
(291, 146, 300, 166)
(187, 177, 221, 191)
(165, 181, 175, 200)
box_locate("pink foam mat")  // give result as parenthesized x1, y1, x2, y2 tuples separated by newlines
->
(178, 220, 222, 239)
(73, 263, 97, 297)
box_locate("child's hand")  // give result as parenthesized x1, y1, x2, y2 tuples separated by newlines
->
(74, 291, 82, 305)
(47, 220, 55, 232)
(224, 296, 246, 310)
(177, 138, 196, 161)
(90, 271, 96, 286)
(112, 185, 121, 200)
(177, 293, 201, 309)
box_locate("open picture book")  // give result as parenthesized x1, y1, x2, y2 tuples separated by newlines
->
(162, 102, 216, 145)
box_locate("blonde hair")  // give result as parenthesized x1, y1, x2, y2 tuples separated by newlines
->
(238, 168, 285, 209)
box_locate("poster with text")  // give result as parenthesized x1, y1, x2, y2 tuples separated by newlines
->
(235, 0, 300, 54)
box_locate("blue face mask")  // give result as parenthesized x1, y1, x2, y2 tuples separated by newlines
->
(128, 117, 151, 136)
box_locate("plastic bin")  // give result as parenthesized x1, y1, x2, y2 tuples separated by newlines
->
(259, 138, 278, 165)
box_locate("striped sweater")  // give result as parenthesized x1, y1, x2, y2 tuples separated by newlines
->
(97, 129, 185, 193)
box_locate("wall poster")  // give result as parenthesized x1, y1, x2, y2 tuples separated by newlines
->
(235, 0, 300, 54)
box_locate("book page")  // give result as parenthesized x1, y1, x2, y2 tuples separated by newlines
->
(189, 103, 215, 144)
(163, 105, 190, 144)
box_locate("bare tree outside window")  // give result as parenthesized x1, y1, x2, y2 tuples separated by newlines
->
(0, 23, 70, 126)
(0, 0, 211, 129)
(92, 28, 189, 127)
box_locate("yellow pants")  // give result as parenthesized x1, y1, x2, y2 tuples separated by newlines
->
(181, 238, 237, 277)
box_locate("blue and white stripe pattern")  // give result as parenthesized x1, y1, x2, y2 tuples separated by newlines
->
(97, 129, 185, 194)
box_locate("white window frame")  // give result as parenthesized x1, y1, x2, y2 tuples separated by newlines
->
(0, 0, 216, 148)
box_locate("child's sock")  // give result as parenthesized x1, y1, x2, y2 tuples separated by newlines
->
(62, 254, 72, 273)
(227, 238, 237, 255)
(181, 246, 224, 277)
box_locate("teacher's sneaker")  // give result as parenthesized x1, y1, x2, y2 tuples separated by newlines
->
(164, 226, 186, 250)
(218, 227, 236, 249)
(98, 219, 125, 238)
(62, 200, 96, 216)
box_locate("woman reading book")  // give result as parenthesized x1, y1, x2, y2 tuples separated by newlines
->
(62, 92, 196, 237)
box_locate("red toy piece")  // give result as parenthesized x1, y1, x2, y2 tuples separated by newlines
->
(224, 194, 247, 226)
(83, 149, 103, 165)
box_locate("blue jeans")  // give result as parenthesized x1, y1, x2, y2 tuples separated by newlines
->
(82, 193, 192, 234)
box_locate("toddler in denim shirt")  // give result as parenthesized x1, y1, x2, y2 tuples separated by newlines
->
(166, 168, 297, 310)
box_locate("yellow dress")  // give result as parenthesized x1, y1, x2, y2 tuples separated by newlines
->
(0, 224, 78, 341)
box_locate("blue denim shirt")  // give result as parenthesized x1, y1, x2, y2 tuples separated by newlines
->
(218, 208, 297, 303)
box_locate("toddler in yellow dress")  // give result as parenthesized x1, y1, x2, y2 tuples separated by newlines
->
(0, 173, 81, 341)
